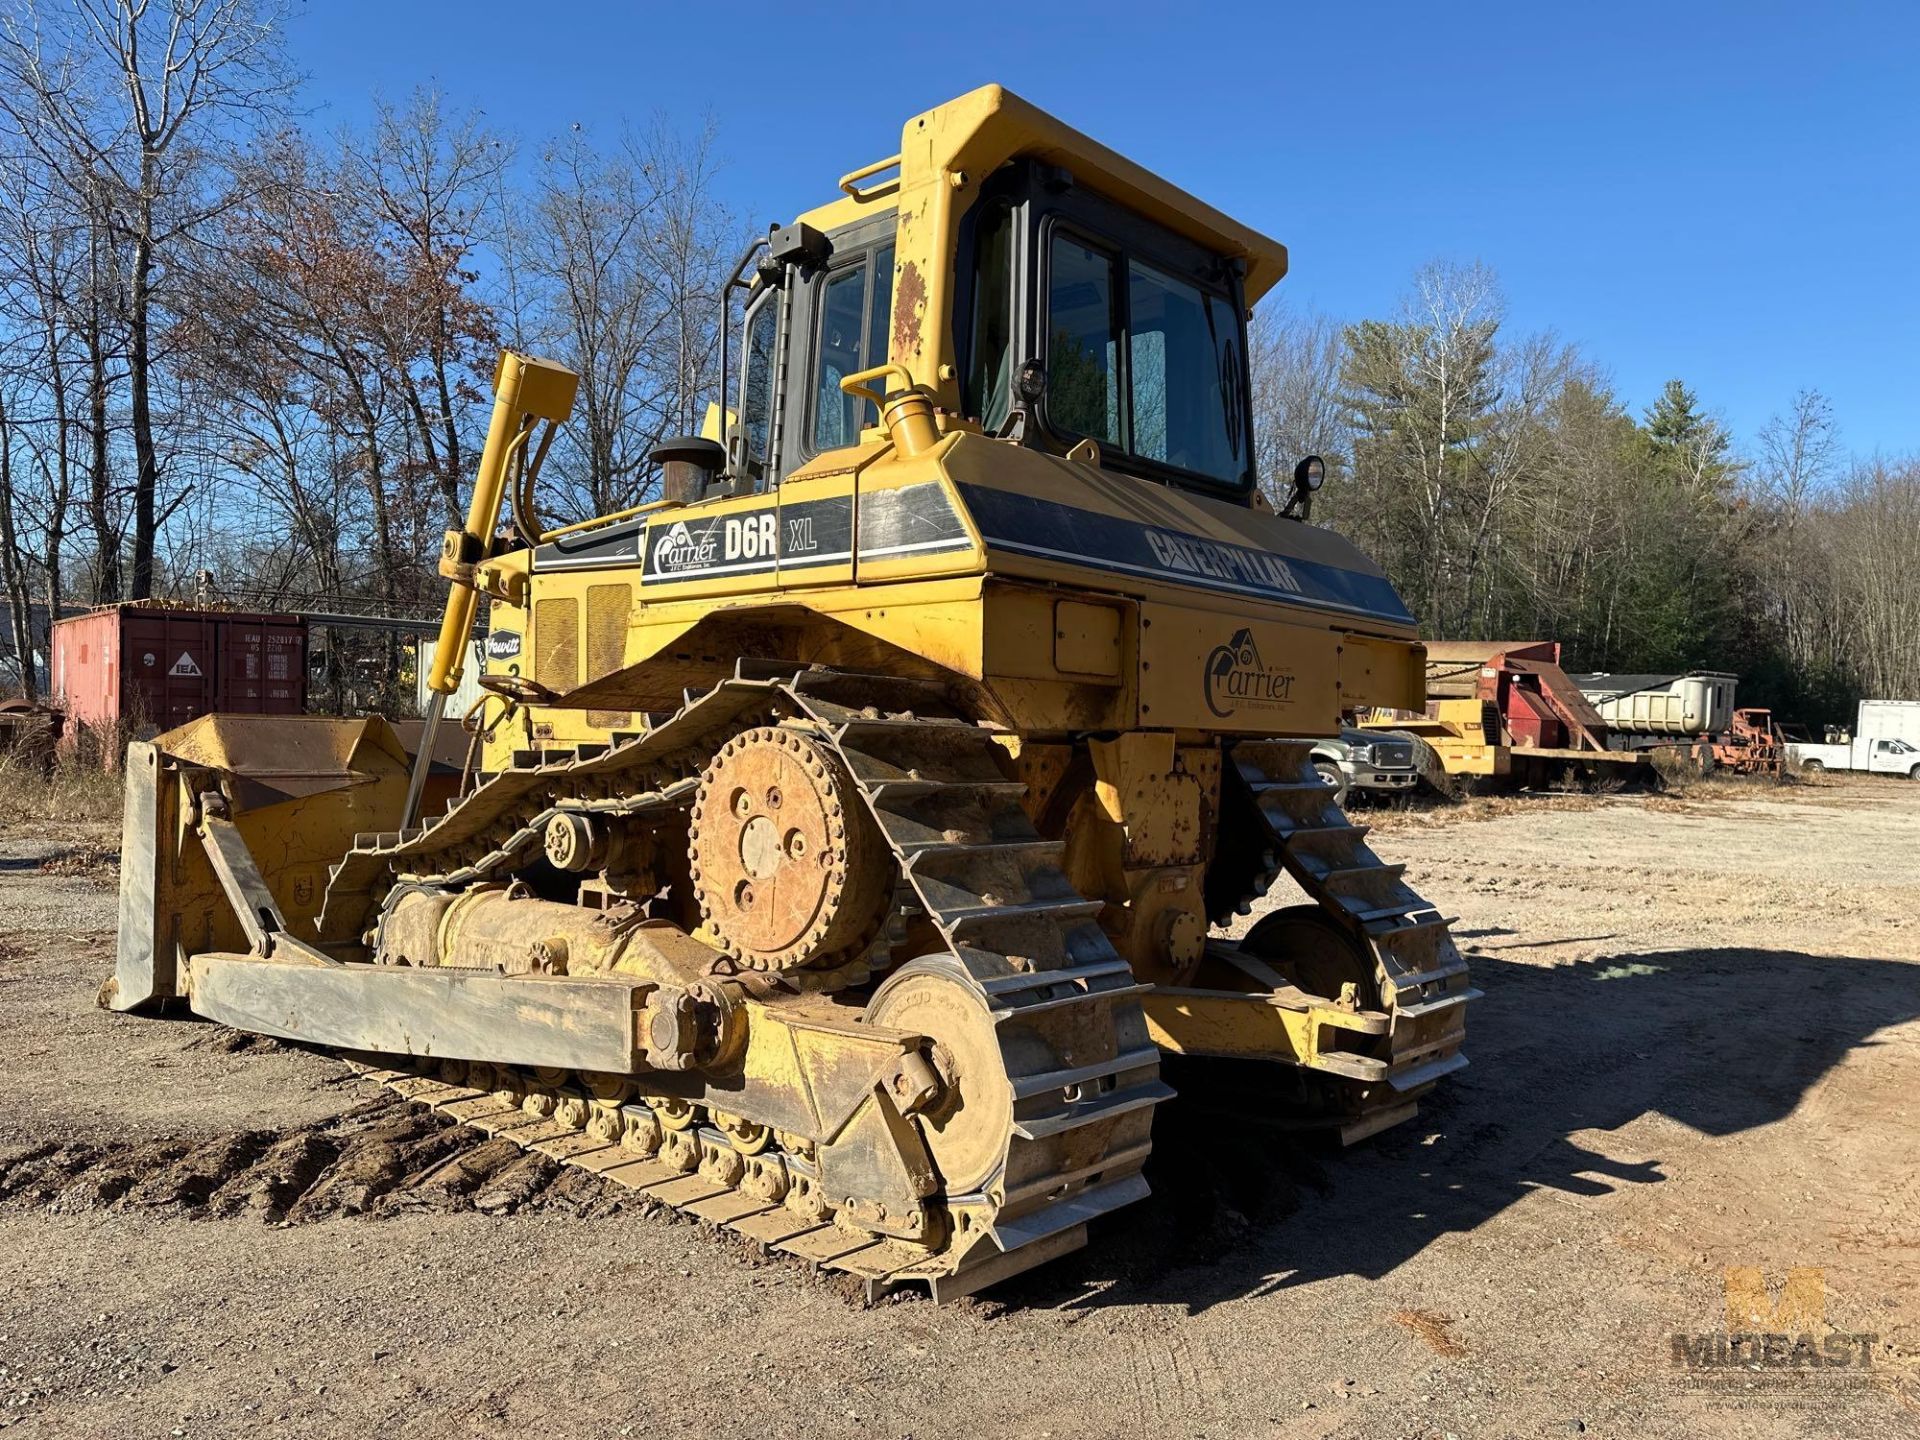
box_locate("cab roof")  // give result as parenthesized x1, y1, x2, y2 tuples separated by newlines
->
(797, 84, 1290, 304)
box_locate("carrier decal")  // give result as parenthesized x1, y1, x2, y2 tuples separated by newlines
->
(956, 484, 1415, 625)
(533, 482, 971, 583)
(1204, 628, 1297, 719)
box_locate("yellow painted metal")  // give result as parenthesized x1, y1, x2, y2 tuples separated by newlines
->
(800, 85, 1288, 412)
(1140, 986, 1389, 1067)
(541, 496, 678, 542)
(109, 87, 1464, 1283)
(1053, 599, 1124, 679)
(480, 416, 1420, 766)
(839, 363, 941, 456)
(426, 351, 579, 696)
(838, 153, 903, 199)
(113, 717, 422, 1007)
(1360, 699, 1509, 779)
(1061, 732, 1215, 987)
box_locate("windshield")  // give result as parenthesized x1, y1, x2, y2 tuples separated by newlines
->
(1045, 229, 1249, 488)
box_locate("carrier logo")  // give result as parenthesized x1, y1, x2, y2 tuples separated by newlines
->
(649, 512, 780, 578)
(1205, 628, 1296, 718)
(651, 519, 721, 575)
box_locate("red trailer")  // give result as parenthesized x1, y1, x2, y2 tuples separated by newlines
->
(51, 606, 306, 732)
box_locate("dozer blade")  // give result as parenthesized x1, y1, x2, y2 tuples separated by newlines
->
(107, 714, 443, 1013)
(189, 952, 652, 1074)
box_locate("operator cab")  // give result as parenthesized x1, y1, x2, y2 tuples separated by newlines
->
(718, 156, 1261, 507)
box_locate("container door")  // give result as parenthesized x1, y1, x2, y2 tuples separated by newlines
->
(139, 615, 217, 728)
(218, 618, 265, 712)
(262, 622, 305, 714)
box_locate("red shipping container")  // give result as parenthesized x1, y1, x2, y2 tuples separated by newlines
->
(52, 607, 307, 732)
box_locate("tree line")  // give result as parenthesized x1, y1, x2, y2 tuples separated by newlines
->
(1, 1, 1911, 725)
(1254, 261, 1919, 722)
(0, 0, 732, 703)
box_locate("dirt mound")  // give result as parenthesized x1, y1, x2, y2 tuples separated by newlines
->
(0, 1091, 634, 1226)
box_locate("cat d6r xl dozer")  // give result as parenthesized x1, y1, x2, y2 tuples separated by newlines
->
(106, 85, 1477, 1298)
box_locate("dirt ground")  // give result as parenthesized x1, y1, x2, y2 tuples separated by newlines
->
(1, 773, 1916, 1439)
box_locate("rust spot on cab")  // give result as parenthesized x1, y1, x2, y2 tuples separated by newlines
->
(892, 260, 927, 363)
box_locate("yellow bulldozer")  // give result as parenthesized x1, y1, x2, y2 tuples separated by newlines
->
(104, 85, 1476, 1298)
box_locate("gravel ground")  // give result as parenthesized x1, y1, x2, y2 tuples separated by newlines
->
(0, 774, 1915, 1438)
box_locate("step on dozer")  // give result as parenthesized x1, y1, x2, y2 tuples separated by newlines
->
(109, 85, 1478, 1298)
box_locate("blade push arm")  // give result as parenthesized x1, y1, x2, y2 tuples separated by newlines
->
(425, 350, 580, 698)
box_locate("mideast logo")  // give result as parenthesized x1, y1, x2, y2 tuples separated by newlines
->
(1669, 1267, 1880, 1406)
(1204, 628, 1296, 719)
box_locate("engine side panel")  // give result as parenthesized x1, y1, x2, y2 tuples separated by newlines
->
(475, 431, 1425, 766)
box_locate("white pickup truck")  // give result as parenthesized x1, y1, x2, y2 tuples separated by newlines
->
(1786, 699, 1920, 778)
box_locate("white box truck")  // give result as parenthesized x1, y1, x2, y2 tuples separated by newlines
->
(1786, 699, 1920, 777)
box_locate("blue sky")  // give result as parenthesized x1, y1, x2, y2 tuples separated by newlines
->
(289, 0, 1919, 460)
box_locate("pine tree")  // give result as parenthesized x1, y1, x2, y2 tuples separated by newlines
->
(1641, 379, 1732, 489)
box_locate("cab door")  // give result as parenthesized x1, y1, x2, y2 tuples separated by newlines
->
(783, 224, 895, 592)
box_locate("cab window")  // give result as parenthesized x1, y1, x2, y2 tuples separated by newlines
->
(1044, 221, 1251, 489)
(1046, 233, 1123, 445)
(811, 243, 895, 451)
(965, 199, 1014, 429)
(1127, 260, 1246, 481)
(737, 291, 779, 484)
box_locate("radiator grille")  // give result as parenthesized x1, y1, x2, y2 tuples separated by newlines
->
(534, 597, 579, 693)
(585, 582, 632, 729)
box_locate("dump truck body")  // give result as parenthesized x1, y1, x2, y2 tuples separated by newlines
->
(1571, 671, 1737, 743)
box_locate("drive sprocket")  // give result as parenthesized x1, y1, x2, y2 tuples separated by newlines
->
(688, 725, 892, 970)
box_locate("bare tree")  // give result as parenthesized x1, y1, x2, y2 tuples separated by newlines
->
(1831, 460, 1920, 700)
(1752, 389, 1843, 668)
(1338, 260, 1504, 630)
(1248, 304, 1347, 507)
(343, 91, 505, 524)
(0, 0, 294, 599)
(513, 118, 734, 520)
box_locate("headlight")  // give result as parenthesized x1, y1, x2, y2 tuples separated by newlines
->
(1348, 744, 1373, 765)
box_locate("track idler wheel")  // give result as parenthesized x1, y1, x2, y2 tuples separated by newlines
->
(689, 726, 892, 971)
(863, 958, 1014, 1196)
(1241, 903, 1383, 1010)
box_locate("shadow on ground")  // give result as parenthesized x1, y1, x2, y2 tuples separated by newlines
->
(991, 945, 1920, 1314)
